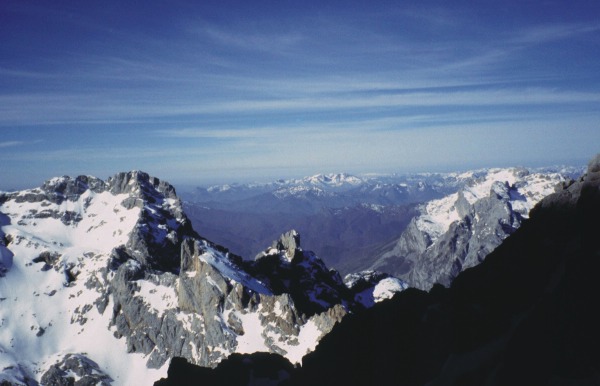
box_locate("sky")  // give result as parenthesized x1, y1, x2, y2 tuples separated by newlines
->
(1, 0, 599, 190)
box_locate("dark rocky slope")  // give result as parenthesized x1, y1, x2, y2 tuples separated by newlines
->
(155, 154, 600, 386)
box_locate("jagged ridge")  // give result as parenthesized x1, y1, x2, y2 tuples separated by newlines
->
(154, 155, 600, 385)
(0, 171, 403, 385)
(370, 167, 571, 289)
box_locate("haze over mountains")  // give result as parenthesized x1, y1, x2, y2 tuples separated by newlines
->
(2, 2, 598, 384)
(156, 156, 600, 385)
(179, 166, 583, 277)
(0, 161, 588, 385)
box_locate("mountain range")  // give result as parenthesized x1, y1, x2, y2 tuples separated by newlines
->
(180, 167, 582, 276)
(0, 162, 587, 385)
(155, 156, 600, 385)
(0, 171, 402, 385)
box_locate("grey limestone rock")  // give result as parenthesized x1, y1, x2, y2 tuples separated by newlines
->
(270, 230, 300, 261)
(107, 171, 177, 200)
(40, 354, 112, 386)
(532, 153, 600, 217)
(108, 230, 355, 370)
(250, 230, 352, 317)
(1, 170, 391, 377)
(2, 175, 106, 206)
(0, 363, 36, 386)
(371, 173, 546, 290)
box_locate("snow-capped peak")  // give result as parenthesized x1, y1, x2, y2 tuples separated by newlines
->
(414, 167, 566, 240)
(0, 171, 190, 385)
(1, 173, 385, 385)
(303, 173, 364, 187)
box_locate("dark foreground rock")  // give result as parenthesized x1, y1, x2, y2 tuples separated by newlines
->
(154, 154, 600, 386)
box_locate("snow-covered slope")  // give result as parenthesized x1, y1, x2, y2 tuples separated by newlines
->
(0, 172, 402, 386)
(0, 173, 181, 385)
(370, 167, 579, 290)
(413, 168, 564, 239)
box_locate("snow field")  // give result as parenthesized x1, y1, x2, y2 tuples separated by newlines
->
(0, 188, 170, 384)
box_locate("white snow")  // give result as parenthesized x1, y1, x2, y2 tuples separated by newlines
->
(415, 192, 461, 238)
(0, 166, 569, 385)
(269, 319, 323, 365)
(233, 308, 324, 365)
(414, 168, 565, 244)
(234, 311, 270, 354)
(351, 275, 407, 308)
(198, 245, 272, 295)
(0, 185, 168, 385)
(373, 277, 407, 302)
(461, 169, 519, 205)
(133, 279, 178, 317)
(1, 190, 140, 253)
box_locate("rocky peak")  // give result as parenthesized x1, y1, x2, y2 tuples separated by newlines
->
(42, 175, 107, 197)
(370, 166, 575, 290)
(41, 353, 113, 386)
(490, 180, 511, 200)
(248, 231, 357, 317)
(268, 229, 301, 262)
(103, 171, 198, 272)
(0, 174, 108, 206)
(107, 170, 178, 200)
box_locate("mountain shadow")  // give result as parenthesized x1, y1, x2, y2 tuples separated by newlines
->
(155, 154, 600, 386)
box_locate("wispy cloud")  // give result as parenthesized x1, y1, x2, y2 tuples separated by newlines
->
(1, 85, 598, 127)
(0, 139, 42, 148)
(512, 22, 600, 45)
(200, 25, 305, 53)
(1, 1, 598, 187)
(154, 128, 270, 139)
(0, 141, 25, 148)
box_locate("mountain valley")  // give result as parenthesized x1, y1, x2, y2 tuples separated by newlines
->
(0, 172, 403, 385)
(0, 163, 588, 385)
(155, 157, 600, 385)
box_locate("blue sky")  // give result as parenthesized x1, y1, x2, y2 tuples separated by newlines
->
(1, 0, 599, 189)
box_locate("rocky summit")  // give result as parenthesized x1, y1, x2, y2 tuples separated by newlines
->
(0, 171, 402, 385)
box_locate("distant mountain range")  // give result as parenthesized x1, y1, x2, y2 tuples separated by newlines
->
(180, 167, 583, 276)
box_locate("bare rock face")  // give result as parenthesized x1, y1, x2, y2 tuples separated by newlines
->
(107, 232, 355, 370)
(250, 230, 353, 317)
(407, 185, 523, 289)
(269, 230, 301, 261)
(41, 354, 113, 386)
(107, 171, 198, 272)
(371, 168, 572, 290)
(107, 171, 177, 200)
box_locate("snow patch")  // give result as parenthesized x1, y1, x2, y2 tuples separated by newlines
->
(133, 279, 178, 317)
(234, 312, 269, 354)
(373, 277, 407, 302)
(415, 192, 460, 238)
(198, 245, 272, 295)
